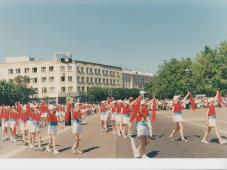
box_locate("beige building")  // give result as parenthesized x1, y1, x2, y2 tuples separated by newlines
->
(0, 53, 123, 103)
(123, 70, 153, 90)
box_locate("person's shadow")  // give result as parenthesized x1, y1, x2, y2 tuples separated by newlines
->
(82, 146, 100, 153)
(146, 151, 160, 158)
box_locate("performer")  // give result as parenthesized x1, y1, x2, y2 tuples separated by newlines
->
(1, 106, 10, 141)
(46, 105, 60, 154)
(115, 100, 123, 136)
(65, 97, 73, 126)
(9, 107, 18, 142)
(121, 100, 131, 138)
(71, 103, 84, 154)
(110, 101, 117, 135)
(168, 92, 190, 142)
(201, 91, 227, 144)
(19, 106, 29, 143)
(130, 100, 149, 158)
(99, 101, 108, 132)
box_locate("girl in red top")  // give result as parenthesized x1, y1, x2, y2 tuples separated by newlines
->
(116, 101, 123, 136)
(9, 107, 18, 142)
(19, 106, 29, 143)
(169, 92, 189, 143)
(1, 106, 10, 141)
(121, 100, 131, 138)
(99, 101, 108, 132)
(110, 101, 117, 135)
(71, 103, 84, 154)
(201, 91, 227, 144)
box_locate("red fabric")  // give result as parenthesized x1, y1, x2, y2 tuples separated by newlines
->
(65, 103, 72, 122)
(1, 109, 9, 119)
(17, 101, 22, 114)
(122, 105, 130, 114)
(47, 113, 58, 123)
(32, 112, 41, 122)
(72, 111, 82, 119)
(173, 102, 181, 112)
(40, 102, 47, 113)
(10, 111, 18, 119)
(217, 92, 227, 107)
(152, 98, 157, 122)
(100, 105, 107, 112)
(189, 93, 196, 111)
(208, 103, 216, 116)
(116, 105, 122, 113)
(20, 111, 27, 123)
(111, 105, 117, 112)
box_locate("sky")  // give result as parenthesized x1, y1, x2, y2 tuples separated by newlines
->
(0, 0, 227, 73)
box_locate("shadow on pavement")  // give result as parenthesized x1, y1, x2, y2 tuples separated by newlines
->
(81, 123, 88, 126)
(221, 136, 227, 140)
(58, 146, 72, 152)
(147, 151, 160, 158)
(210, 138, 219, 144)
(82, 146, 100, 153)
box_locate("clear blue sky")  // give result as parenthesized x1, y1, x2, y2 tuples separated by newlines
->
(0, 0, 227, 72)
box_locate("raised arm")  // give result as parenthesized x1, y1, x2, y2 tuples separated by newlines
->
(182, 92, 190, 101)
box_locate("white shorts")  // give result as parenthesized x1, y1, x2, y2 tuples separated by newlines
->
(30, 121, 40, 133)
(1, 119, 9, 129)
(48, 125, 57, 135)
(72, 120, 82, 135)
(111, 112, 117, 121)
(19, 120, 28, 131)
(116, 113, 122, 123)
(122, 114, 130, 124)
(174, 113, 183, 122)
(208, 116, 216, 127)
(100, 112, 108, 121)
(137, 122, 149, 137)
(26, 120, 32, 131)
(9, 119, 16, 129)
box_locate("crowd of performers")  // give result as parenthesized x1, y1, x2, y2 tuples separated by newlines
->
(0, 91, 227, 158)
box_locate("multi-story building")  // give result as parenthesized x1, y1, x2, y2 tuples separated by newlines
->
(122, 70, 153, 90)
(0, 53, 123, 103)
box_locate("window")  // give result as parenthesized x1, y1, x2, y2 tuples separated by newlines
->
(41, 77, 47, 83)
(106, 79, 109, 84)
(90, 68, 93, 74)
(41, 67, 46, 72)
(61, 87, 66, 92)
(49, 66, 54, 72)
(34, 88, 38, 93)
(86, 77, 89, 83)
(60, 66, 65, 72)
(99, 78, 101, 84)
(16, 68, 20, 74)
(81, 77, 85, 83)
(33, 78, 38, 83)
(61, 76, 65, 82)
(68, 86, 73, 92)
(24, 68, 30, 74)
(103, 79, 106, 84)
(90, 77, 93, 83)
(77, 76, 80, 83)
(110, 79, 112, 85)
(49, 77, 55, 82)
(95, 78, 97, 84)
(32, 67, 37, 73)
(86, 67, 89, 73)
(82, 87, 85, 92)
(42, 87, 47, 94)
(50, 87, 55, 93)
(81, 67, 84, 73)
(68, 76, 72, 82)
(77, 87, 80, 92)
(77, 66, 80, 73)
(67, 66, 72, 72)
(8, 69, 13, 74)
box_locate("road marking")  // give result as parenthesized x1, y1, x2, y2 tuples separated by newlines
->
(130, 137, 137, 158)
(0, 114, 99, 159)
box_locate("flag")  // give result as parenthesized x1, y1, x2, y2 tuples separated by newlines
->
(17, 101, 22, 114)
(217, 92, 227, 107)
(189, 92, 196, 111)
(151, 98, 157, 122)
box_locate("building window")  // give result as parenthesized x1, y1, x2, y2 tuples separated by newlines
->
(49, 77, 54, 82)
(68, 76, 72, 82)
(42, 87, 47, 94)
(106, 79, 109, 84)
(34, 88, 38, 93)
(90, 77, 93, 83)
(8, 69, 13, 74)
(81, 67, 84, 73)
(68, 86, 73, 92)
(41, 67, 46, 72)
(41, 77, 47, 83)
(99, 78, 101, 84)
(95, 78, 97, 84)
(50, 87, 55, 93)
(67, 66, 72, 72)
(16, 68, 20, 74)
(77, 87, 80, 92)
(32, 78, 38, 83)
(86, 67, 89, 74)
(86, 77, 89, 83)
(32, 67, 37, 73)
(61, 87, 66, 92)
(60, 66, 65, 72)
(103, 79, 105, 84)
(49, 66, 54, 72)
(61, 76, 65, 82)
(24, 68, 30, 74)
(90, 68, 93, 74)
(77, 76, 80, 83)
(81, 77, 85, 83)
(82, 87, 85, 92)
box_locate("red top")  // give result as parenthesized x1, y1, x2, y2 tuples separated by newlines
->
(208, 103, 216, 116)
(116, 105, 122, 113)
(111, 105, 117, 113)
(100, 105, 106, 112)
(142, 105, 149, 117)
(20, 111, 27, 123)
(72, 111, 82, 119)
(32, 112, 41, 122)
(47, 113, 58, 123)
(10, 111, 18, 119)
(1, 109, 9, 119)
(40, 102, 47, 113)
(122, 105, 130, 114)
(173, 102, 181, 113)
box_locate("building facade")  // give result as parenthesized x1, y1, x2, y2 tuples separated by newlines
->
(122, 70, 153, 90)
(0, 54, 123, 103)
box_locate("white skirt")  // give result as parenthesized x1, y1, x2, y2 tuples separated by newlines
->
(48, 125, 57, 135)
(100, 112, 108, 121)
(137, 122, 149, 137)
(122, 114, 130, 124)
(116, 113, 122, 123)
(1, 119, 9, 129)
(208, 116, 216, 127)
(26, 120, 32, 131)
(9, 119, 16, 129)
(111, 112, 117, 121)
(174, 113, 183, 122)
(30, 121, 40, 133)
(72, 121, 82, 134)
(19, 120, 29, 131)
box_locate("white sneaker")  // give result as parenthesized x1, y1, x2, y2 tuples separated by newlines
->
(29, 144, 34, 149)
(10, 137, 13, 142)
(220, 140, 227, 145)
(74, 148, 83, 154)
(13, 138, 16, 142)
(113, 131, 116, 135)
(53, 150, 60, 155)
(201, 140, 209, 144)
(1, 137, 6, 141)
(123, 135, 128, 139)
(142, 154, 149, 159)
(46, 146, 52, 152)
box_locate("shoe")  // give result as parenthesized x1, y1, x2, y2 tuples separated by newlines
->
(123, 135, 128, 139)
(71, 147, 76, 152)
(53, 150, 60, 154)
(46, 146, 52, 152)
(220, 140, 227, 145)
(117, 133, 121, 136)
(182, 139, 189, 143)
(10, 137, 13, 142)
(1, 137, 6, 141)
(29, 144, 34, 149)
(113, 131, 116, 135)
(74, 148, 83, 154)
(13, 138, 16, 142)
(101, 128, 104, 132)
(201, 140, 209, 144)
(142, 154, 149, 159)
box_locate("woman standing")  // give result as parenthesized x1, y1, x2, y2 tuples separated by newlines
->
(110, 101, 117, 135)
(121, 101, 131, 138)
(1, 106, 10, 141)
(71, 103, 84, 154)
(115, 101, 123, 136)
(168, 92, 190, 142)
(99, 101, 108, 132)
(46, 106, 59, 154)
(201, 91, 227, 144)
